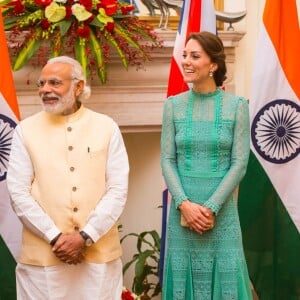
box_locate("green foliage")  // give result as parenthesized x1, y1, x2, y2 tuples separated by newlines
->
(2, 0, 162, 83)
(121, 230, 161, 299)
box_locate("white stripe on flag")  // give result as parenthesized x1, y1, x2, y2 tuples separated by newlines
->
(201, 0, 217, 31)
(172, 0, 191, 73)
(0, 93, 22, 259)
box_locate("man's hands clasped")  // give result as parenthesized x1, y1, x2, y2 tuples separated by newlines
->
(52, 233, 86, 265)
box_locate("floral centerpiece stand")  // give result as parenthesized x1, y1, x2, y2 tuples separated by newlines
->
(1, 0, 162, 83)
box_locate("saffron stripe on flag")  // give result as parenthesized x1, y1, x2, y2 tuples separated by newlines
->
(0, 12, 20, 120)
(264, 0, 300, 98)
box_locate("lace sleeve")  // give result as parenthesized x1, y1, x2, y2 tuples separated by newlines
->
(204, 98, 250, 214)
(161, 99, 188, 208)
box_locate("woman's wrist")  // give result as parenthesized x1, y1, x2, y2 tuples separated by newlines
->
(178, 199, 190, 210)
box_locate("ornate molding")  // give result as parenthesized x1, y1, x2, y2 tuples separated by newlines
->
(12, 30, 245, 132)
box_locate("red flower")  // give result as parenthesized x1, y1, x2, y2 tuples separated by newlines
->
(79, 0, 92, 11)
(97, 0, 117, 16)
(8, 0, 25, 14)
(105, 22, 114, 33)
(84, 14, 94, 25)
(121, 289, 134, 300)
(77, 25, 90, 38)
(101, 0, 117, 6)
(65, 6, 73, 19)
(104, 4, 117, 15)
(34, 0, 52, 6)
(120, 5, 135, 15)
(40, 19, 50, 30)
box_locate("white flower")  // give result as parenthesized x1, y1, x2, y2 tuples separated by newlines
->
(71, 3, 92, 22)
(45, 2, 66, 23)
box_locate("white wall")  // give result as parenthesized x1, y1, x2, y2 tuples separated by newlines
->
(120, 132, 163, 292)
(224, 0, 261, 99)
(231, 0, 261, 98)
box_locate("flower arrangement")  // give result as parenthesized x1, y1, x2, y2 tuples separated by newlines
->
(1, 0, 162, 83)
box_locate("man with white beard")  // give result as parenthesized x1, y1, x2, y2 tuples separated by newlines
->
(7, 56, 129, 299)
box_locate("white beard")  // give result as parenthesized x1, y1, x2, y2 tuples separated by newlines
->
(41, 87, 76, 115)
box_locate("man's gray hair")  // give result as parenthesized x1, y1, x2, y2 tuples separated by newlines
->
(46, 56, 91, 101)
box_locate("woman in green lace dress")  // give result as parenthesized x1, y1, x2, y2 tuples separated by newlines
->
(161, 32, 252, 299)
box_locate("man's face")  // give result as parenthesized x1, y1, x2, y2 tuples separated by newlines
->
(37, 62, 81, 115)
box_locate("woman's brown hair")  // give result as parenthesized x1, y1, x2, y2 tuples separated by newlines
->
(187, 31, 227, 86)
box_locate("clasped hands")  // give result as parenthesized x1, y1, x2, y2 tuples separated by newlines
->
(179, 200, 215, 234)
(52, 233, 85, 265)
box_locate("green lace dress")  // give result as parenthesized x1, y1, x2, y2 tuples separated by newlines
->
(161, 88, 252, 300)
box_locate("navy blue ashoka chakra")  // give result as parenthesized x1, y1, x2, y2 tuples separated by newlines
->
(251, 99, 300, 164)
(0, 114, 17, 181)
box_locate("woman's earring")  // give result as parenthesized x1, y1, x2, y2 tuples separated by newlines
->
(209, 70, 214, 77)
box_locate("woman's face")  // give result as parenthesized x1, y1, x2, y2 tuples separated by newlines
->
(181, 38, 216, 86)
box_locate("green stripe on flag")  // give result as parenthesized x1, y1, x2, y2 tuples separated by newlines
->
(0, 236, 17, 300)
(238, 151, 300, 300)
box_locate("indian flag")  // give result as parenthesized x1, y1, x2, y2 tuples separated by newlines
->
(238, 0, 300, 299)
(0, 9, 22, 299)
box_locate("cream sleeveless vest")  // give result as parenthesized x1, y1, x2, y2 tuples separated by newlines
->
(19, 106, 122, 266)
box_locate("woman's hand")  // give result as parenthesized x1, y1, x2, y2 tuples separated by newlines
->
(179, 200, 215, 234)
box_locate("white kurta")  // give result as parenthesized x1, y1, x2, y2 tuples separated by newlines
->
(7, 122, 129, 300)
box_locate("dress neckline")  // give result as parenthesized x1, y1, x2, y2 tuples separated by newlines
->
(190, 87, 222, 98)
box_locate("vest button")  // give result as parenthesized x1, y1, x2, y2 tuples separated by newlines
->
(68, 146, 73, 151)
(73, 207, 78, 212)
(67, 126, 72, 132)
(72, 186, 77, 192)
(74, 226, 79, 231)
(70, 167, 75, 172)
